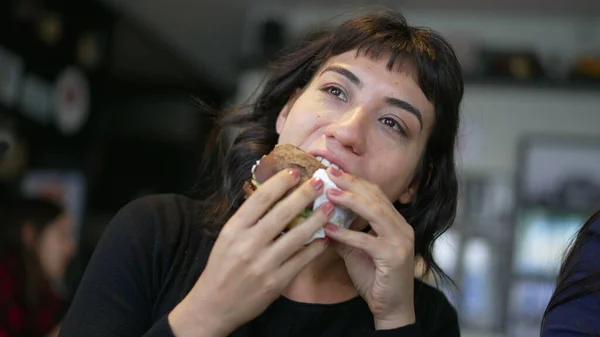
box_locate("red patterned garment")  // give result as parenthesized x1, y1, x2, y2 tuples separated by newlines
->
(0, 254, 68, 337)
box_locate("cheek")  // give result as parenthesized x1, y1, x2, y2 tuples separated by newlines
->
(371, 158, 415, 199)
(314, 114, 322, 128)
(281, 109, 326, 142)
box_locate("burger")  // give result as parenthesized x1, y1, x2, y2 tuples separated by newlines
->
(243, 144, 356, 241)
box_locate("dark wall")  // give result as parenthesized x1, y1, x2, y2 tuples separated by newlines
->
(0, 0, 229, 290)
(0, 0, 227, 210)
(0, 0, 114, 167)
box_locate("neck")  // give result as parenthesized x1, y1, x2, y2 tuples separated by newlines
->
(282, 247, 358, 304)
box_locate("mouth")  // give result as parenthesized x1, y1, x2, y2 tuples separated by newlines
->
(315, 155, 344, 172)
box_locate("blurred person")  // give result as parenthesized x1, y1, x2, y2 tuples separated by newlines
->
(59, 9, 463, 337)
(541, 210, 600, 336)
(0, 198, 76, 337)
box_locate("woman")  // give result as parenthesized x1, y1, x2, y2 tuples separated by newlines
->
(59, 9, 463, 337)
(541, 210, 600, 336)
(0, 197, 76, 337)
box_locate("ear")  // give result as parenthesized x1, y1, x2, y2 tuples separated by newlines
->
(21, 222, 38, 250)
(398, 186, 416, 204)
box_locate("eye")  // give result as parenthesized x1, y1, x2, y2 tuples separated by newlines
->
(322, 86, 348, 102)
(379, 117, 407, 136)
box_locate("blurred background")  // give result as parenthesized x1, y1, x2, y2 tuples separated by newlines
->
(1, 0, 599, 336)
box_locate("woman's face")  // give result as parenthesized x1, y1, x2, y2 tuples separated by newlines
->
(37, 212, 76, 282)
(276, 50, 435, 204)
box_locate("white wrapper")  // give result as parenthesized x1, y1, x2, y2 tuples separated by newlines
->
(308, 168, 357, 243)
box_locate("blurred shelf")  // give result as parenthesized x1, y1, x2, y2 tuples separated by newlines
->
(464, 76, 600, 92)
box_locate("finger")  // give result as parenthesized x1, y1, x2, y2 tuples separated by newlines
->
(326, 166, 378, 198)
(326, 188, 401, 238)
(325, 167, 411, 238)
(231, 168, 301, 229)
(252, 176, 326, 241)
(275, 238, 329, 284)
(324, 224, 382, 258)
(267, 202, 334, 264)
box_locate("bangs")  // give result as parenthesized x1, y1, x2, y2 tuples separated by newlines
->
(321, 16, 455, 104)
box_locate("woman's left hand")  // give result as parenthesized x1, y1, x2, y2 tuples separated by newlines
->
(324, 166, 416, 330)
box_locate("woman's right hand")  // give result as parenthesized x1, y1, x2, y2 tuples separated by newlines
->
(168, 168, 334, 337)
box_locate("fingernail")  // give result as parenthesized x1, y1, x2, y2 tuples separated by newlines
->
(329, 188, 343, 196)
(321, 202, 334, 216)
(328, 166, 343, 177)
(325, 223, 339, 231)
(311, 177, 324, 191)
(288, 168, 300, 180)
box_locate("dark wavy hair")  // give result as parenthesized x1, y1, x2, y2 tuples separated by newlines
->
(196, 9, 463, 284)
(542, 210, 600, 332)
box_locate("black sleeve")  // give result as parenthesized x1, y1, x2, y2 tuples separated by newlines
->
(58, 197, 176, 337)
(541, 220, 600, 336)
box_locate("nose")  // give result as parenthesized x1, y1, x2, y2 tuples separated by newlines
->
(324, 106, 368, 154)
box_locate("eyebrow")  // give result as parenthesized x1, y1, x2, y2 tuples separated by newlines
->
(320, 65, 423, 131)
(320, 66, 363, 88)
(385, 98, 423, 131)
